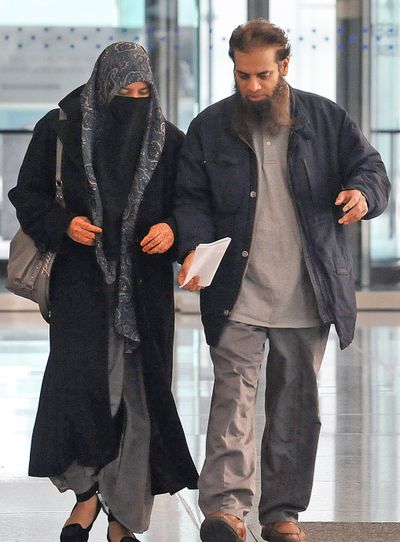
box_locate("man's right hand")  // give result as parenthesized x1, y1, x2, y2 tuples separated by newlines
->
(178, 251, 203, 291)
(67, 216, 102, 246)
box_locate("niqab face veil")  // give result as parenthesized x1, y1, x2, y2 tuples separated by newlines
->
(81, 42, 166, 350)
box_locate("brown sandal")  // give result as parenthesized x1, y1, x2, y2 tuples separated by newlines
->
(200, 512, 246, 542)
(261, 521, 307, 542)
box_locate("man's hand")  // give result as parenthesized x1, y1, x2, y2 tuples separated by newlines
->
(335, 189, 368, 225)
(67, 216, 102, 245)
(140, 222, 174, 254)
(178, 251, 203, 291)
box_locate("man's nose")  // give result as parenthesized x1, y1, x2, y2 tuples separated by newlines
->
(247, 77, 261, 93)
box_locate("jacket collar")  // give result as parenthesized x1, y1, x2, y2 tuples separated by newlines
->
(58, 85, 84, 120)
(53, 85, 84, 168)
(289, 87, 314, 139)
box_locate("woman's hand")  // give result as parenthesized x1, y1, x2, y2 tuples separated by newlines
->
(67, 216, 102, 246)
(140, 222, 174, 254)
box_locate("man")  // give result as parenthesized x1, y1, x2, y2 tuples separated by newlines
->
(174, 20, 390, 542)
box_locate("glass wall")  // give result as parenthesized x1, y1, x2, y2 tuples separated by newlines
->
(369, 0, 400, 282)
(0, 0, 246, 131)
(0, 0, 136, 130)
(0, 0, 200, 266)
(0, 0, 200, 130)
(177, 0, 199, 129)
(198, 0, 247, 111)
(270, 0, 337, 100)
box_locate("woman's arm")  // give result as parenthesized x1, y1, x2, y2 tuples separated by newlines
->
(8, 111, 77, 252)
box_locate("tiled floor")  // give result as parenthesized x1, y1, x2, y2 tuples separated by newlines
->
(1, 308, 400, 541)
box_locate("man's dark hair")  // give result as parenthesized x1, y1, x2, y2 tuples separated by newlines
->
(229, 19, 291, 62)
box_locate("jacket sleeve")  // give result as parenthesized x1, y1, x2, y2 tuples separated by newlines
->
(8, 112, 77, 252)
(338, 113, 390, 219)
(174, 119, 216, 263)
(160, 124, 184, 243)
(156, 124, 185, 262)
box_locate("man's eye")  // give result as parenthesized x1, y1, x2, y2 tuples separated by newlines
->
(259, 73, 271, 80)
(238, 74, 249, 80)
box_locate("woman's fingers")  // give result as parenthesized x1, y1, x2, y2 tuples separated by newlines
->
(141, 223, 174, 254)
(67, 218, 176, 251)
(67, 216, 102, 246)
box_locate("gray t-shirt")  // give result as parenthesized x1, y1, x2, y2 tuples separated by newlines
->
(230, 124, 321, 328)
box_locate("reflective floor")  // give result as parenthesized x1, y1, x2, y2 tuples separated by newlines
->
(1, 308, 400, 541)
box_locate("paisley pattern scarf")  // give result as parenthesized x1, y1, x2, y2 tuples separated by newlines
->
(81, 42, 166, 350)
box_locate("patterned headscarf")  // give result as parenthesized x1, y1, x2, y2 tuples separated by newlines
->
(81, 42, 166, 350)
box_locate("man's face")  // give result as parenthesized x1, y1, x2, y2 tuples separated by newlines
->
(233, 46, 289, 103)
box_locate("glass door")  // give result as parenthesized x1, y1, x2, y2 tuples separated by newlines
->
(369, 0, 400, 286)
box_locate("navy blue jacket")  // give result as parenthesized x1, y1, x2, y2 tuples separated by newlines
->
(174, 88, 390, 349)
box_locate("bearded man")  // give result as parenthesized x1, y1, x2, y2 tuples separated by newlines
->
(174, 19, 390, 542)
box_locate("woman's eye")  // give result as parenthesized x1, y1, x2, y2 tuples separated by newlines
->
(117, 85, 150, 97)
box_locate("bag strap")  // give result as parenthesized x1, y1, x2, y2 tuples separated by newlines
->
(55, 108, 66, 208)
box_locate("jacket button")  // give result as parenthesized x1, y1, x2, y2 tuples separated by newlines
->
(223, 309, 231, 316)
(250, 191, 257, 198)
(242, 250, 249, 258)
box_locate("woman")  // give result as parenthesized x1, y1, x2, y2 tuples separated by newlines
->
(9, 42, 198, 542)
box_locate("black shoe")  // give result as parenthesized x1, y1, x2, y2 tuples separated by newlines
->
(106, 528, 138, 541)
(60, 483, 101, 542)
(107, 537, 138, 542)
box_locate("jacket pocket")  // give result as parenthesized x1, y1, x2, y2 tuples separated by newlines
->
(333, 248, 352, 275)
(311, 219, 352, 276)
(301, 158, 338, 208)
(205, 154, 247, 214)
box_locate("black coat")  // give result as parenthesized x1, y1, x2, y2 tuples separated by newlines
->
(174, 89, 390, 350)
(9, 87, 198, 494)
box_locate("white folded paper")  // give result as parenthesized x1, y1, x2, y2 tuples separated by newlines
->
(181, 237, 232, 288)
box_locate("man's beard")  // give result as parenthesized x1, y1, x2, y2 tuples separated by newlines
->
(234, 76, 291, 135)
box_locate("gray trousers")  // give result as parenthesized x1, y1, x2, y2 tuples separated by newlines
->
(198, 320, 330, 524)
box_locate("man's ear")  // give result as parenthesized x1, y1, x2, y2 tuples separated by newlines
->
(280, 57, 290, 76)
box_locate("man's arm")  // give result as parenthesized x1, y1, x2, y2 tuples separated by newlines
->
(174, 119, 215, 264)
(336, 114, 390, 223)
